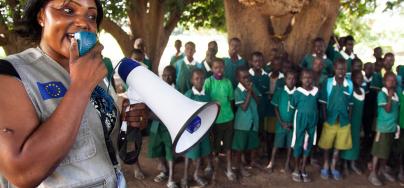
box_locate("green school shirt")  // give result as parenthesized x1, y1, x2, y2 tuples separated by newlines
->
(271, 86, 296, 124)
(184, 88, 211, 103)
(300, 54, 334, 76)
(150, 120, 169, 134)
(200, 60, 213, 78)
(175, 59, 203, 94)
(249, 68, 269, 117)
(267, 72, 285, 117)
(319, 77, 353, 127)
(371, 72, 383, 90)
(326, 44, 343, 62)
(144, 58, 152, 70)
(339, 51, 356, 73)
(377, 88, 399, 133)
(291, 87, 320, 114)
(170, 53, 184, 66)
(399, 91, 404, 129)
(204, 76, 234, 124)
(234, 83, 260, 131)
(223, 56, 247, 87)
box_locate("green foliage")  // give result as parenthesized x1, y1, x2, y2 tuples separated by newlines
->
(335, 0, 403, 42)
(178, 0, 226, 32)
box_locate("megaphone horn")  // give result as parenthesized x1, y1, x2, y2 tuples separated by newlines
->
(118, 58, 220, 153)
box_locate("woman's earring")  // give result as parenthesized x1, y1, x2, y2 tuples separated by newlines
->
(39, 22, 44, 27)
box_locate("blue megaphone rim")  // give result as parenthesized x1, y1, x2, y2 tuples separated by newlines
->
(117, 58, 141, 83)
(172, 102, 220, 154)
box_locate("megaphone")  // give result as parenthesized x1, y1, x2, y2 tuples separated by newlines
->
(118, 58, 219, 153)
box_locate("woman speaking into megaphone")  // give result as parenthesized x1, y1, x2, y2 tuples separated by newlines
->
(0, 0, 147, 187)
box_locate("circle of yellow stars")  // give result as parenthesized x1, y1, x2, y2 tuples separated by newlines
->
(44, 83, 62, 97)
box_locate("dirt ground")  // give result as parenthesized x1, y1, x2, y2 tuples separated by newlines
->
(122, 138, 401, 188)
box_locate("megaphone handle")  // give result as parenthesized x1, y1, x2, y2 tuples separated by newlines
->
(122, 106, 143, 164)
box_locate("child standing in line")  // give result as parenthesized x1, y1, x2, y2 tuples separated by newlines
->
(264, 57, 285, 164)
(341, 70, 365, 175)
(290, 69, 320, 183)
(170, 40, 184, 66)
(223, 37, 247, 88)
(397, 84, 404, 185)
(301, 37, 334, 77)
(318, 59, 353, 181)
(148, 65, 177, 188)
(368, 72, 400, 186)
(204, 58, 236, 181)
(175, 41, 203, 94)
(232, 66, 261, 178)
(181, 69, 212, 188)
(267, 70, 297, 173)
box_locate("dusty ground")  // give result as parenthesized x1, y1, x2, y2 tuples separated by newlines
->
(122, 138, 401, 188)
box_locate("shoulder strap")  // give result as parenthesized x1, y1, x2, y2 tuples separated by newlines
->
(347, 79, 354, 95)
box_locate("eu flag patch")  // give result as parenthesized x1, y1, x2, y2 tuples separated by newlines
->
(37, 81, 67, 100)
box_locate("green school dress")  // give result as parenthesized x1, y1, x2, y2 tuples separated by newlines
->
(223, 56, 247, 88)
(249, 68, 270, 121)
(300, 54, 334, 76)
(341, 88, 365, 160)
(232, 83, 261, 151)
(144, 58, 152, 70)
(271, 86, 296, 148)
(175, 59, 203, 94)
(183, 88, 212, 160)
(326, 44, 342, 62)
(291, 87, 319, 157)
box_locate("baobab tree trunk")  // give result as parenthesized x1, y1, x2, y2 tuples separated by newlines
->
(224, 0, 340, 64)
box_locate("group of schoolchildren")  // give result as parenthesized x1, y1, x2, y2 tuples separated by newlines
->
(124, 36, 404, 188)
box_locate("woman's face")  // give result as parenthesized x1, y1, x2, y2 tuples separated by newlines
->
(38, 0, 98, 60)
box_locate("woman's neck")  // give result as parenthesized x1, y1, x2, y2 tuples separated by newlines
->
(39, 42, 70, 72)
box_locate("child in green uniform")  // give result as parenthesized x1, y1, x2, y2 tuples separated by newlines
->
(148, 66, 177, 188)
(131, 49, 152, 70)
(318, 58, 353, 181)
(368, 72, 400, 186)
(312, 57, 329, 88)
(201, 48, 216, 78)
(232, 66, 261, 178)
(341, 70, 364, 175)
(265, 57, 285, 163)
(248, 52, 269, 137)
(374, 47, 384, 64)
(181, 69, 212, 188)
(264, 48, 279, 73)
(223, 37, 247, 87)
(170, 40, 184, 66)
(300, 37, 334, 76)
(175, 41, 203, 94)
(133, 38, 153, 70)
(204, 58, 236, 181)
(398, 88, 404, 184)
(290, 69, 320, 183)
(339, 35, 357, 77)
(267, 70, 297, 173)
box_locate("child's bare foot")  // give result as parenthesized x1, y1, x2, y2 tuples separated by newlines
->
(167, 181, 179, 188)
(240, 168, 251, 177)
(154, 172, 168, 183)
(266, 162, 274, 173)
(194, 176, 208, 187)
(204, 166, 213, 177)
(134, 169, 145, 180)
(225, 170, 236, 181)
(180, 179, 188, 188)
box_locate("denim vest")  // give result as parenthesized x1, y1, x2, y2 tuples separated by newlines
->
(4, 48, 118, 188)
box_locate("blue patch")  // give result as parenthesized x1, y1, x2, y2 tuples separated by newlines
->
(37, 81, 67, 100)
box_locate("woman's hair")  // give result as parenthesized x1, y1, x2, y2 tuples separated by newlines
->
(16, 0, 104, 42)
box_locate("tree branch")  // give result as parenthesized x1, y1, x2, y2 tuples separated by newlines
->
(164, 0, 202, 35)
(100, 18, 133, 56)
